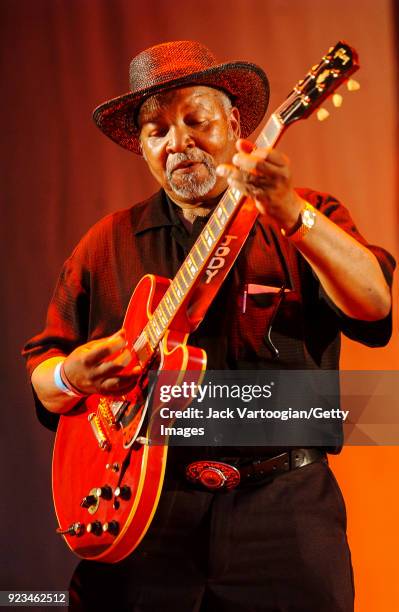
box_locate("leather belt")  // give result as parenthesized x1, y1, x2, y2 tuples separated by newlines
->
(185, 448, 327, 491)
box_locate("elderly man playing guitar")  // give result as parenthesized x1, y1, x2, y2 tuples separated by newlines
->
(24, 41, 394, 611)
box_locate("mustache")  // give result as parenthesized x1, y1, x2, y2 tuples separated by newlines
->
(166, 149, 215, 175)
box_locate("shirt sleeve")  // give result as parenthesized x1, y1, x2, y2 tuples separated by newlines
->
(22, 244, 91, 377)
(21, 238, 91, 430)
(297, 188, 396, 347)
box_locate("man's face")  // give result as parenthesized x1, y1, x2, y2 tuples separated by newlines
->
(138, 86, 240, 206)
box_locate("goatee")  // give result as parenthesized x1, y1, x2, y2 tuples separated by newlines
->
(166, 149, 217, 199)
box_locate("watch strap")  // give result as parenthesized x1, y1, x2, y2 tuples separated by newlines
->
(281, 202, 316, 243)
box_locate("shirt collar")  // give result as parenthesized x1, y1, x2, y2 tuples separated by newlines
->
(133, 190, 179, 235)
(132, 188, 225, 235)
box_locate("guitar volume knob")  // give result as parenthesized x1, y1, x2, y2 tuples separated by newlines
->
(114, 485, 131, 501)
(103, 520, 120, 536)
(86, 521, 103, 536)
(95, 485, 112, 500)
(80, 494, 98, 508)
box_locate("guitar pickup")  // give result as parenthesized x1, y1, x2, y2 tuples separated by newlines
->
(88, 413, 111, 451)
(111, 400, 130, 423)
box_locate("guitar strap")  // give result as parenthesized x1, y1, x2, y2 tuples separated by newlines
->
(186, 196, 259, 331)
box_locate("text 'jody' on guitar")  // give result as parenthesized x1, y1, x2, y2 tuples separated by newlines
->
(53, 41, 359, 562)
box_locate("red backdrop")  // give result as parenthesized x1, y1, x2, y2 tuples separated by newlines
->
(1, 1, 398, 608)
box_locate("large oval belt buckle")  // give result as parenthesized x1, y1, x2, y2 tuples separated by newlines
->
(185, 461, 241, 490)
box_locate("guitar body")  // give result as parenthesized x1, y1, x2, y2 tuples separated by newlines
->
(52, 275, 206, 563)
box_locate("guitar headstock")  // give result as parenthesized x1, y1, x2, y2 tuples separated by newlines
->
(277, 41, 359, 126)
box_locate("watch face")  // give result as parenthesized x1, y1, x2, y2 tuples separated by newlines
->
(302, 207, 316, 229)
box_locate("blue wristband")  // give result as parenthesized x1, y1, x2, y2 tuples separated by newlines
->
(54, 361, 80, 397)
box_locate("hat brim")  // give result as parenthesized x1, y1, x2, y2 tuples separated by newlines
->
(93, 61, 269, 155)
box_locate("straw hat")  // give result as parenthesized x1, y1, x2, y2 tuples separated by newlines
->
(93, 40, 269, 154)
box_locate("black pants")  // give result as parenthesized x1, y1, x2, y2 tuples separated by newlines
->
(69, 461, 354, 611)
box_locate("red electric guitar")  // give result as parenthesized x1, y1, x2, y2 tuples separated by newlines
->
(53, 42, 359, 562)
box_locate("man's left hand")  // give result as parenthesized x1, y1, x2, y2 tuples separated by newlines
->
(217, 139, 303, 231)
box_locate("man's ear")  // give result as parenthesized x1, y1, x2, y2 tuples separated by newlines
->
(229, 106, 241, 139)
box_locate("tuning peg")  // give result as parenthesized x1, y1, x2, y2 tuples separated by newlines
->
(332, 93, 343, 108)
(347, 78, 360, 91)
(317, 108, 330, 121)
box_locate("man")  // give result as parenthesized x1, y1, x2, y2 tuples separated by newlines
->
(23, 41, 394, 611)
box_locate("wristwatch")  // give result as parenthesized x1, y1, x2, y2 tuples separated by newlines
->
(281, 202, 317, 242)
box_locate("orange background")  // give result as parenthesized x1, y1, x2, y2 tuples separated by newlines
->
(1, 0, 398, 607)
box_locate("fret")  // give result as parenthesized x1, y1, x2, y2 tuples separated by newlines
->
(256, 113, 284, 149)
(229, 187, 241, 204)
(209, 219, 221, 240)
(190, 249, 202, 269)
(203, 228, 214, 249)
(186, 256, 197, 277)
(159, 302, 169, 320)
(179, 266, 191, 286)
(154, 315, 163, 336)
(152, 317, 162, 337)
(142, 329, 156, 351)
(164, 293, 175, 315)
(194, 242, 205, 264)
(213, 213, 223, 229)
(170, 283, 179, 302)
(175, 275, 185, 295)
(216, 205, 227, 225)
(200, 234, 211, 253)
(153, 311, 164, 333)
(166, 289, 177, 308)
(157, 305, 168, 326)
(219, 201, 228, 215)
(195, 239, 207, 260)
(146, 321, 158, 346)
(184, 261, 194, 280)
(173, 279, 183, 300)
(223, 194, 236, 213)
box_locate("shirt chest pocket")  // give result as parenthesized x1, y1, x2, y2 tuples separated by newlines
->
(234, 283, 305, 365)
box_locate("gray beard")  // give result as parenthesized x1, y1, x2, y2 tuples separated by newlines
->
(166, 149, 217, 200)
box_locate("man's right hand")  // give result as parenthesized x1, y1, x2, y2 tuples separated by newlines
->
(31, 329, 142, 414)
(63, 329, 141, 396)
